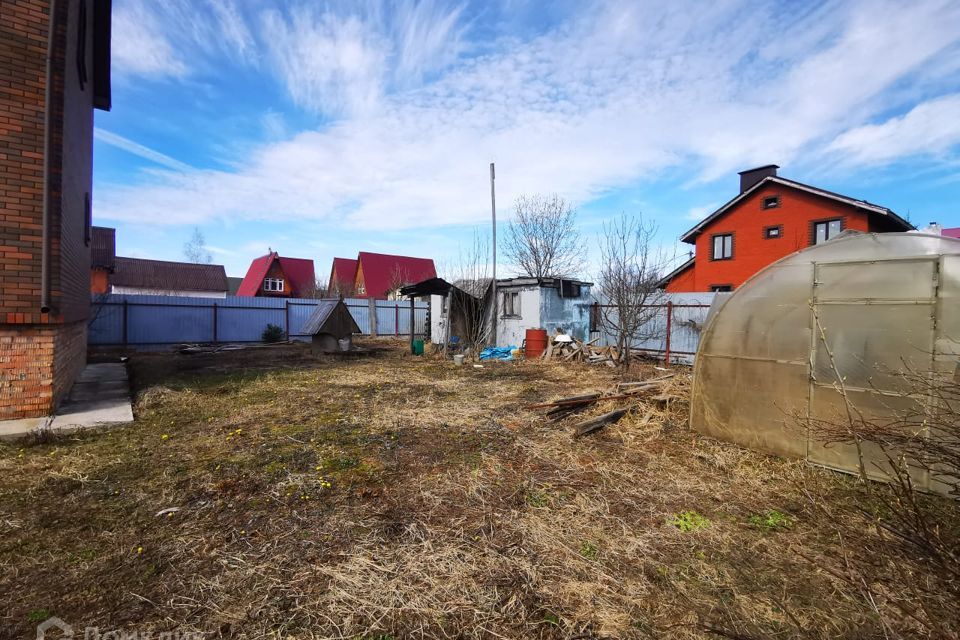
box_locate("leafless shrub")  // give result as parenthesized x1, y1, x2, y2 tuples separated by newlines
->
(183, 227, 212, 264)
(441, 230, 491, 357)
(504, 194, 586, 278)
(596, 213, 670, 364)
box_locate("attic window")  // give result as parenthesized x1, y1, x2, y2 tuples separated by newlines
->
(762, 195, 780, 210)
(764, 225, 782, 239)
(263, 278, 284, 292)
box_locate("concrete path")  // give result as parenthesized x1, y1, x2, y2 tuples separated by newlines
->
(0, 363, 134, 440)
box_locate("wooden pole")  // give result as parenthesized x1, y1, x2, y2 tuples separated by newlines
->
(490, 162, 497, 347)
(368, 298, 378, 337)
(409, 297, 415, 353)
(664, 301, 673, 365)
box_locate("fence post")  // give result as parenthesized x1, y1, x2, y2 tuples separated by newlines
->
(212, 303, 218, 344)
(122, 299, 128, 348)
(409, 297, 415, 353)
(664, 301, 673, 365)
(284, 300, 290, 338)
(368, 298, 378, 336)
(395, 304, 399, 336)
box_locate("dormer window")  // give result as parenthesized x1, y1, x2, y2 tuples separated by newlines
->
(263, 278, 284, 292)
(762, 195, 780, 210)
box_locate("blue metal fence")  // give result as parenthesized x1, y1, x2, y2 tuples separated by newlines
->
(88, 294, 429, 348)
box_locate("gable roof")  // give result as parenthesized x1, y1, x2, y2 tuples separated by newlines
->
(357, 252, 437, 298)
(90, 226, 115, 269)
(943, 228, 960, 239)
(300, 299, 361, 336)
(679, 176, 912, 244)
(237, 252, 317, 296)
(655, 256, 695, 289)
(329, 257, 358, 290)
(111, 257, 227, 292)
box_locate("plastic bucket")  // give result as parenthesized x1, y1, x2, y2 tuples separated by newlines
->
(525, 328, 548, 359)
(412, 339, 424, 355)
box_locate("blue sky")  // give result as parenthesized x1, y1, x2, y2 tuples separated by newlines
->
(93, 0, 960, 279)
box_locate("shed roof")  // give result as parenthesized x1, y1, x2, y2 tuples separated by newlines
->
(111, 257, 228, 292)
(300, 299, 361, 336)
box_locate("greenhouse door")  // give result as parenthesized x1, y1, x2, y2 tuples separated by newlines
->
(806, 257, 938, 486)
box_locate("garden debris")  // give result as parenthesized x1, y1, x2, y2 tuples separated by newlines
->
(540, 333, 658, 367)
(526, 373, 678, 435)
(178, 341, 293, 354)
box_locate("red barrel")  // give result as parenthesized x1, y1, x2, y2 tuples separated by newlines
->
(525, 328, 548, 359)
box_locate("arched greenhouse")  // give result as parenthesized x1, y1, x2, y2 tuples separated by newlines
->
(691, 232, 960, 494)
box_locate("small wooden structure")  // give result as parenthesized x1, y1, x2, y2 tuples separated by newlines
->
(301, 299, 361, 353)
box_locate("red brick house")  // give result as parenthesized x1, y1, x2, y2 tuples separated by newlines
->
(327, 252, 436, 299)
(237, 251, 317, 298)
(1, 0, 112, 420)
(660, 165, 913, 293)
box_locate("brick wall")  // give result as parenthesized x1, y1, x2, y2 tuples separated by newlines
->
(1, 0, 98, 419)
(0, 320, 85, 419)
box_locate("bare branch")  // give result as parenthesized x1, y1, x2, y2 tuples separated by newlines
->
(504, 194, 585, 278)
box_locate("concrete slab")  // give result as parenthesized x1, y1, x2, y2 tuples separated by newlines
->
(0, 362, 134, 441)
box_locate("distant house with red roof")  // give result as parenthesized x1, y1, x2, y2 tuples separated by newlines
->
(237, 251, 317, 298)
(327, 252, 437, 299)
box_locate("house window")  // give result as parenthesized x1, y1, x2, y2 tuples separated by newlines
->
(710, 284, 733, 292)
(813, 219, 843, 245)
(712, 233, 733, 260)
(764, 225, 782, 239)
(357, 283, 366, 295)
(263, 278, 284, 292)
(762, 195, 780, 210)
(76, 0, 88, 90)
(502, 291, 520, 317)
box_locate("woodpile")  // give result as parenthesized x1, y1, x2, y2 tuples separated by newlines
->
(541, 336, 621, 366)
(525, 374, 675, 437)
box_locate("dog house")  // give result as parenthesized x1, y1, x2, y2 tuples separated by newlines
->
(301, 299, 361, 353)
(691, 232, 960, 494)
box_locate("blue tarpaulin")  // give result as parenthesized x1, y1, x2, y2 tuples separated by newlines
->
(479, 346, 517, 361)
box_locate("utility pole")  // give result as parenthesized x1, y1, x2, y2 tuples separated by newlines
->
(490, 162, 497, 346)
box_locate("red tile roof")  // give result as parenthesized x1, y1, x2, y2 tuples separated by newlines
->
(237, 252, 316, 297)
(111, 257, 227, 292)
(329, 257, 358, 291)
(357, 251, 437, 299)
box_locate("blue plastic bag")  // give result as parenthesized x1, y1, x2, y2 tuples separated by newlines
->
(479, 345, 517, 361)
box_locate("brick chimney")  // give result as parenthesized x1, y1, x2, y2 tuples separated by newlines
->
(738, 165, 779, 193)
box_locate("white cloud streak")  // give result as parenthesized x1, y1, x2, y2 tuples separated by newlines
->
(97, 0, 960, 231)
(94, 128, 193, 172)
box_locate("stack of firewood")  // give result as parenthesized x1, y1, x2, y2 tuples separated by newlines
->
(541, 337, 621, 366)
(525, 374, 675, 437)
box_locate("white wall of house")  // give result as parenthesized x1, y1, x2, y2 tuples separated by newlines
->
(496, 284, 542, 347)
(110, 286, 227, 298)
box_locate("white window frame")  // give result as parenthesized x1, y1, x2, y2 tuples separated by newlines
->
(712, 233, 733, 260)
(263, 278, 284, 292)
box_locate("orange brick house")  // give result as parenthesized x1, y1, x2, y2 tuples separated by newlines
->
(1, 0, 112, 419)
(660, 165, 913, 293)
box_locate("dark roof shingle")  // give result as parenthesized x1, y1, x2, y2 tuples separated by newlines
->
(91, 226, 115, 269)
(111, 257, 228, 292)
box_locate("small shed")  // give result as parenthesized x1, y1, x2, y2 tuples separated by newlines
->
(691, 232, 960, 494)
(301, 299, 361, 353)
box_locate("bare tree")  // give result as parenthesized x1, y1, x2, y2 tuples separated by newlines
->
(386, 266, 414, 300)
(299, 278, 328, 300)
(504, 194, 586, 278)
(183, 228, 212, 264)
(441, 230, 492, 357)
(596, 213, 669, 364)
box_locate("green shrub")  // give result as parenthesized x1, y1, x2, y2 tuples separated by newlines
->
(261, 323, 285, 343)
(669, 510, 710, 532)
(749, 509, 792, 531)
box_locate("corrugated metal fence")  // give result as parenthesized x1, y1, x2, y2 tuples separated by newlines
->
(588, 294, 715, 364)
(88, 294, 429, 348)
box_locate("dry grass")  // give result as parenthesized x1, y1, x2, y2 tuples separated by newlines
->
(1, 340, 957, 639)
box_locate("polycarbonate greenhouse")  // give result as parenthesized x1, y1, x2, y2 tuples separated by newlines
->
(691, 232, 960, 494)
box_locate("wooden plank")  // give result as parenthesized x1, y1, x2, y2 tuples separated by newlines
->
(573, 408, 629, 437)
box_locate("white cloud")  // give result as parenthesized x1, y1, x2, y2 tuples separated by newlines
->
(94, 129, 193, 172)
(685, 203, 720, 221)
(827, 94, 960, 165)
(111, 2, 187, 78)
(97, 0, 960, 231)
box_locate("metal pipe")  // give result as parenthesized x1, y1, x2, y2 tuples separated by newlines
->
(40, 0, 59, 314)
(489, 162, 497, 345)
